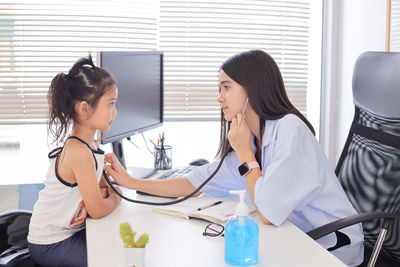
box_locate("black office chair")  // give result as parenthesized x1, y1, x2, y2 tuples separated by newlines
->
(307, 51, 400, 267)
(0, 210, 40, 267)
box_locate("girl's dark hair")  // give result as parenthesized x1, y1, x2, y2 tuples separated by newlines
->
(216, 49, 315, 157)
(48, 55, 117, 144)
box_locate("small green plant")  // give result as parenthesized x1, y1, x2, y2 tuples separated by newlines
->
(120, 222, 149, 248)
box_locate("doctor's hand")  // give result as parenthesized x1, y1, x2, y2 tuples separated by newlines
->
(228, 113, 253, 160)
(104, 153, 132, 188)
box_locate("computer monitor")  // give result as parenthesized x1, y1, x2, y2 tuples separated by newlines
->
(99, 51, 163, 173)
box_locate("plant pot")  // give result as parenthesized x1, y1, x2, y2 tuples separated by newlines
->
(123, 247, 146, 267)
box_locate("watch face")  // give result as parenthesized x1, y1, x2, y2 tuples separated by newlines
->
(238, 162, 249, 176)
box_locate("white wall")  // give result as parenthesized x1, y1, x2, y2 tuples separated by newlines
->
(335, 0, 387, 161)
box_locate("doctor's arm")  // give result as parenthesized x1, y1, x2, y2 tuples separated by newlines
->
(228, 114, 271, 225)
(239, 156, 272, 225)
(104, 153, 201, 198)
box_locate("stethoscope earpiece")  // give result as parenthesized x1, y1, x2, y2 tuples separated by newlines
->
(242, 98, 249, 115)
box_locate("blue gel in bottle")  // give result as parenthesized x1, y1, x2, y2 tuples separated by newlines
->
(225, 190, 259, 266)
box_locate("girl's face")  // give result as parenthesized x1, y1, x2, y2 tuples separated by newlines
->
(88, 86, 118, 132)
(217, 70, 248, 121)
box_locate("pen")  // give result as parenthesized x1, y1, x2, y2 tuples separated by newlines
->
(161, 132, 165, 149)
(197, 201, 223, 211)
(149, 139, 157, 148)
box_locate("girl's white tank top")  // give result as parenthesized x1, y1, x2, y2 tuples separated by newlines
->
(28, 136, 104, 245)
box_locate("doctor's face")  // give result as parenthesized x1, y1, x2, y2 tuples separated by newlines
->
(217, 70, 248, 121)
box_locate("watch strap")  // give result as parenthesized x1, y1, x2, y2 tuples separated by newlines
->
(247, 161, 260, 170)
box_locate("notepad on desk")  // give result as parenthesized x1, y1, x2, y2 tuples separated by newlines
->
(152, 197, 256, 224)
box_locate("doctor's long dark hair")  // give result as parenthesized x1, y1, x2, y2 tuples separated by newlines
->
(216, 50, 315, 157)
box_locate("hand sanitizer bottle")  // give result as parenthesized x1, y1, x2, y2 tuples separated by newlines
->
(225, 190, 259, 266)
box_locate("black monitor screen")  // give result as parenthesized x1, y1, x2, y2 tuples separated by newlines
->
(100, 51, 163, 144)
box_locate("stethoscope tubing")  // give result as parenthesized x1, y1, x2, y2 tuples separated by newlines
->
(103, 145, 231, 206)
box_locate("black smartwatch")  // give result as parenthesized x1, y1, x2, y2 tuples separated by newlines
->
(238, 161, 260, 176)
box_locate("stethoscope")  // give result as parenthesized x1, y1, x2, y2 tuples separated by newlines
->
(103, 98, 249, 206)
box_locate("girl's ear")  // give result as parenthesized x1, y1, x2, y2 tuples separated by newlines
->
(75, 101, 91, 120)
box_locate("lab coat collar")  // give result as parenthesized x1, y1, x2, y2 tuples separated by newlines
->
(249, 119, 275, 171)
(261, 119, 275, 148)
(250, 119, 275, 151)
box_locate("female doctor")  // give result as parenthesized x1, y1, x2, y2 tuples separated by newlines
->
(104, 50, 364, 266)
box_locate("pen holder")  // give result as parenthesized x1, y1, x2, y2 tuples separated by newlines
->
(154, 145, 172, 170)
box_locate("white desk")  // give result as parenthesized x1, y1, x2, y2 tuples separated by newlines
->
(86, 188, 347, 267)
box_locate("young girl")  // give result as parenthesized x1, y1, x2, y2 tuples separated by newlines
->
(104, 50, 364, 266)
(28, 56, 121, 267)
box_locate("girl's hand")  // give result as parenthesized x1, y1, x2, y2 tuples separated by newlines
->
(228, 113, 253, 159)
(69, 201, 87, 228)
(100, 187, 109, 198)
(104, 153, 132, 187)
(106, 185, 122, 204)
(107, 185, 122, 197)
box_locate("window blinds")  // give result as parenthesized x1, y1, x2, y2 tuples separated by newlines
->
(160, 0, 311, 121)
(391, 0, 400, 51)
(0, 0, 158, 124)
(1, 0, 315, 124)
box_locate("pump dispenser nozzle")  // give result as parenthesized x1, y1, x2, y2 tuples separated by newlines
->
(229, 190, 249, 216)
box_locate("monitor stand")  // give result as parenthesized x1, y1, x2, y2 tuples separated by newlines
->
(126, 166, 157, 179)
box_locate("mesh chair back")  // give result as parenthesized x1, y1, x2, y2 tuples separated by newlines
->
(0, 210, 32, 264)
(335, 52, 400, 265)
